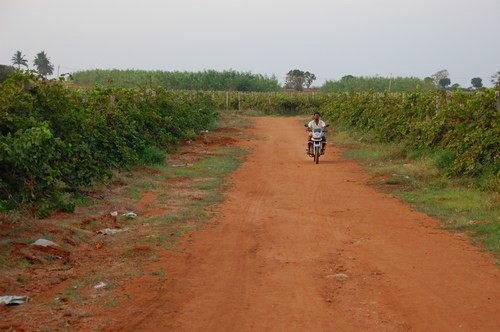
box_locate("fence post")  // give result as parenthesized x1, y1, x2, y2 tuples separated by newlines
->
(238, 92, 241, 111)
(496, 91, 500, 111)
(225, 91, 229, 111)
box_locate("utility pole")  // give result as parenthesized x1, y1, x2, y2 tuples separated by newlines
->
(388, 73, 393, 92)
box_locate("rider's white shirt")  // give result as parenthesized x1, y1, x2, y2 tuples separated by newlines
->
(308, 120, 326, 131)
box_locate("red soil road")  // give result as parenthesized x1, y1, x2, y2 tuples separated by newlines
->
(106, 117, 499, 331)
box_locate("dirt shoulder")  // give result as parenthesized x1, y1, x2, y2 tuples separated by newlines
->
(0, 113, 252, 331)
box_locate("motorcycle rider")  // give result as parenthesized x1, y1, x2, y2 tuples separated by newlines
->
(306, 111, 328, 155)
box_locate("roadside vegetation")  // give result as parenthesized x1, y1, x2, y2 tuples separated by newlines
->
(0, 72, 218, 215)
(71, 69, 281, 92)
(321, 75, 435, 93)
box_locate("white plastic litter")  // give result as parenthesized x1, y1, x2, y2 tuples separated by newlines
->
(172, 163, 192, 168)
(110, 211, 118, 217)
(97, 228, 129, 235)
(94, 282, 107, 289)
(122, 212, 137, 219)
(0, 296, 29, 305)
(32, 239, 60, 247)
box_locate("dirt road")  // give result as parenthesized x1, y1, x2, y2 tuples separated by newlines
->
(106, 117, 499, 331)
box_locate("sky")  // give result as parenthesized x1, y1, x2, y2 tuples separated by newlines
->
(1, 0, 499, 87)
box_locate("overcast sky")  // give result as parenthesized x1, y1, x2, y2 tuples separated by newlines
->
(1, 0, 499, 86)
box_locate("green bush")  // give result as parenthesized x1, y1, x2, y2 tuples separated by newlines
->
(433, 149, 456, 171)
(0, 72, 218, 210)
(321, 90, 499, 178)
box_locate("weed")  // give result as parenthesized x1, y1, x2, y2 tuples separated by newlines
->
(138, 146, 167, 166)
(129, 189, 143, 201)
(141, 182, 155, 190)
(56, 280, 87, 304)
(149, 268, 165, 279)
(106, 297, 119, 307)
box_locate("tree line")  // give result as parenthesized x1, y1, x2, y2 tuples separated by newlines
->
(322, 75, 435, 93)
(72, 69, 281, 92)
(2, 51, 499, 92)
(321, 69, 500, 93)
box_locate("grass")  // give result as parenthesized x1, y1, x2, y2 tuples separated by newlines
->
(398, 189, 499, 251)
(117, 115, 249, 253)
(52, 280, 87, 306)
(138, 145, 167, 166)
(140, 182, 155, 190)
(0, 253, 32, 276)
(149, 255, 160, 262)
(129, 188, 143, 201)
(149, 268, 165, 279)
(106, 297, 120, 307)
(332, 127, 500, 257)
(148, 146, 247, 230)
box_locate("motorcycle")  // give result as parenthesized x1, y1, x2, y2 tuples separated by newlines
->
(305, 124, 329, 164)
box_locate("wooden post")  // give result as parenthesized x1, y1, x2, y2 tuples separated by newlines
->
(225, 91, 229, 111)
(238, 92, 241, 111)
(496, 91, 500, 111)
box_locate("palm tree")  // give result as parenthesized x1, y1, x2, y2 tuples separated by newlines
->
(11, 51, 28, 70)
(33, 51, 54, 77)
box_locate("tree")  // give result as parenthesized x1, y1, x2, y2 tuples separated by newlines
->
(342, 75, 355, 81)
(0, 65, 16, 84)
(470, 77, 483, 89)
(285, 69, 305, 91)
(304, 71, 316, 88)
(11, 51, 28, 70)
(431, 69, 449, 87)
(33, 51, 54, 77)
(438, 78, 451, 90)
(491, 71, 500, 88)
(451, 83, 461, 90)
(285, 69, 316, 91)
